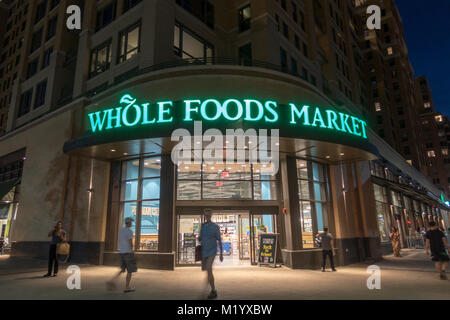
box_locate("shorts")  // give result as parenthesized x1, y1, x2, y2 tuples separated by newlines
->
(201, 255, 215, 271)
(120, 253, 138, 273)
(431, 252, 450, 262)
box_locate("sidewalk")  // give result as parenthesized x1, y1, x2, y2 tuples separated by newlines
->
(0, 249, 448, 300)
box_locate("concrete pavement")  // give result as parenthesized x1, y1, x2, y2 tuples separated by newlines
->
(0, 249, 448, 300)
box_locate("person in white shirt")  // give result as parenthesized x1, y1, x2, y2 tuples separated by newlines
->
(107, 217, 138, 293)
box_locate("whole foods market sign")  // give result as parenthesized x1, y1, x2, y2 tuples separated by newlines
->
(88, 94, 368, 139)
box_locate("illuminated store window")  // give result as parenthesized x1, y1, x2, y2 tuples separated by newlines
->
(118, 22, 141, 63)
(174, 23, 214, 60)
(373, 184, 390, 242)
(177, 162, 277, 201)
(119, 157, 161, 251)
(296, 160, 329, 248)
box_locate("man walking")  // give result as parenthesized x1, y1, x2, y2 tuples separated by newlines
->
(425, 221, 449, 280)
(199, 209, 223, 299)
(317, 228, 336, 272)
(107, 217, 138, 292)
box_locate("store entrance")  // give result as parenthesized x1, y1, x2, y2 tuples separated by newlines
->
(176, 210, 276, 266)
(211, 211, 250, 266)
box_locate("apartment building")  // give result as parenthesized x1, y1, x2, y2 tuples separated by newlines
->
(0, 0, 448, 269)
(415, 76, 450, 197)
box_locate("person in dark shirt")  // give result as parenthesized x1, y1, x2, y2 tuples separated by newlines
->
(316, 228, 336, 272)
(44, 221, 66, 277)
(425, 221, 449, 280)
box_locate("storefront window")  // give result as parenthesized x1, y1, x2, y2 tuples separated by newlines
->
(119, 157, 161, 251)
(176, 162, 277, 200)
(373, 183, 390, 242)
(296, 160, 329, 248)
(177, 215, 201, 264)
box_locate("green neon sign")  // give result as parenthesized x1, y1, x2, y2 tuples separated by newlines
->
(88, 94, 368, 140)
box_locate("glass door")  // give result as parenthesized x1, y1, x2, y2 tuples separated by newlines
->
(238, 214, 250, 260)
(177, 215, 201, 265)
(250, 214, 275, 265)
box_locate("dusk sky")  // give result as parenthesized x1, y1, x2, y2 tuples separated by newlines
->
(395, 0, 450, 115)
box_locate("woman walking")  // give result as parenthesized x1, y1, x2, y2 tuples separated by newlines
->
(390, 226, 401, 257)
(44, 221, 66, 277)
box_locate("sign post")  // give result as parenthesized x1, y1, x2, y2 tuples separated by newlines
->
(257, 233, 278, 268)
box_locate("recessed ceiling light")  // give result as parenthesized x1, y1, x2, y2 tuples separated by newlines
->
(326, 156, 331, 159)
(123, 153, 128, 156)
(211, 166, 215, 170)
(340, 153, 345, 156)
(111, 149, 116, 152)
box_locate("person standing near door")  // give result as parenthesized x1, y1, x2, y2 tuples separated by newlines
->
(44, 221, 66, 277)
(199, 209, 223, 299)
(317, 228, 336, 272)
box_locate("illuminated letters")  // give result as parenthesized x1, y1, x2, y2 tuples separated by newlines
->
(290, 104, 310, 125)
(244, 99, 264, 121)
(88, 95, 369, 141)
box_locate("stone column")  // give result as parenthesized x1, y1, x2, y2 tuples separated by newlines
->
(158, 154, 175, 253)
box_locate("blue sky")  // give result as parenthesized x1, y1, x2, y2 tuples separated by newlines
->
(395, 0, 450, 115)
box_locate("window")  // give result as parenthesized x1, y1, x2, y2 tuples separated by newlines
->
(238, 5, 251, 32)
(294, 34, 300, 49)
(175, 0, 214, 29)
(123, 0, 142, 13)
(373, 184, 390, 242)
(427, 151, 436, 158)
(292, 2, 298, 22)
(387, 47, 393, 55)
(297, 160, 330, 248)
(177, 163, 277, 201)
(120, 157, 161, 251)
(424, 102, 431, 109)
(301, 67, 308, 80)
(291, 58, 298, 74)
(311, 75, 316, 86)
(96, 1, 117, 31)
(238, 43, 252, 66)
(442, 149, 448, 156)
(435, 115, 443, 123)
(299, 11, 305, 30)
(18, 89, 33, 117)
(280, 47, 287, 71)
(46, 16, 57, 40)
(375, 102, 381, 112)
(174, 24, 214, 60)
(303, 42, 308, 57)
(281, 0, 287, 10)
(35, 0, 47, 24)
(42, 47, 53, 69)
(118, 22, 141, 63)
(30, 29, 43, 53)
(90, 40, 112, 77)
(34, 79, 47, 108)
(27, 58, 38, 78)
(282, 22, 289, 39)
(50, 0, 60, 10)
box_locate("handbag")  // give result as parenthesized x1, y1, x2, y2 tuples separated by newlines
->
(195, 245, 202, 262)
(56, 242, 70, 255)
